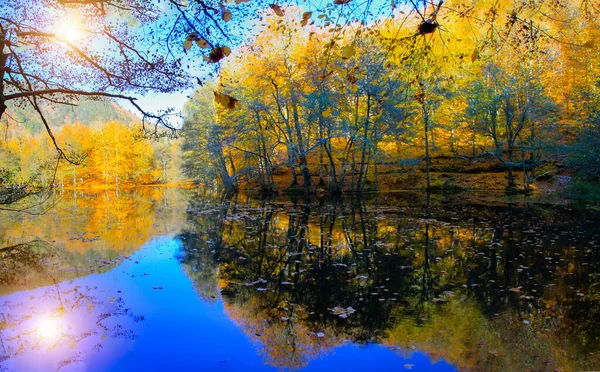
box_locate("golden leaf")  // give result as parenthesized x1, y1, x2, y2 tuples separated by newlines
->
(269, 4, 284, 16)
(471, 48, 479, 62)
(183, 39, 193, 51)
(214, 92, 239, 109)
(322, 107, 332, 118)
(341, 44, 355, 59)
(583, 40, 595, 48)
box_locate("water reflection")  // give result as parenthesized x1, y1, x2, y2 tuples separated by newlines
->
(1, 190, 599, 370)
(0, 188, 188, 295)
(179, 192, 600, 371)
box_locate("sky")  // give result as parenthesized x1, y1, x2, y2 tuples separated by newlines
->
(120, 0, 406, 128)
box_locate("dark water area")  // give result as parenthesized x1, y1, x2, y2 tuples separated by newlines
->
(1, 189, 599, 371)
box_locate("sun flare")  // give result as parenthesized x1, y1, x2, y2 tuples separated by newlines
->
(37, 317, 60, 341)
(57, 23, 83, 43)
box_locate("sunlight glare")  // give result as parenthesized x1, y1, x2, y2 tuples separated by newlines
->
(57, 23, 83, 43)
(37, 317, 60, 341)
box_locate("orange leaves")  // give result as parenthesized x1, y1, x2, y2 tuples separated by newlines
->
(184, 33, 210, 51)
(222, 8, 233, 22)
(583, 40, 595, 48)
(195, 38, 210, 49)
(183, 35, 194, 51)
(214, 92, 239, 109)
(301, 12, 312, 27)
(269, 4, 284, 17)
(206, 46, 231, 63)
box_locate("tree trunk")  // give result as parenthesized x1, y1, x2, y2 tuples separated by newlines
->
(423, 102, 431, 191)
(357, 94, 371, 192)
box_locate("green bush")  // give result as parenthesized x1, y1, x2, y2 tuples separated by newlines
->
(566, 180, 600, 201)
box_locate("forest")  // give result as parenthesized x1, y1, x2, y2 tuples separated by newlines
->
(180, 4, 600, 196)
(1, 0, 599, 200)
(1, 100, 182, 193)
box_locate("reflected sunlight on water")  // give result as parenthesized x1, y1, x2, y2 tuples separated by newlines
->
(36, 316, 62, 342)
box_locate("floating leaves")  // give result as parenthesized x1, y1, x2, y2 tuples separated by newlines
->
(330, 306, 356, 318)
(214, 92, 239, 109)
(269, 4, 284, 16)
(301, 12, 312, 26)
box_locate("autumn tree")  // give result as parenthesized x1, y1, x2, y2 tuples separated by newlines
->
(466, 61, 555, 193)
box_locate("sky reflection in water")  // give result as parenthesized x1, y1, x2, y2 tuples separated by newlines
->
(1, 235, 455, 371)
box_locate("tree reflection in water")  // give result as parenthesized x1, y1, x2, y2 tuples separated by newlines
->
(179, 192, 600, 371)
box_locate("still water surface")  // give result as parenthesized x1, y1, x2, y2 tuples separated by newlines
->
(1, 188, 599, 371)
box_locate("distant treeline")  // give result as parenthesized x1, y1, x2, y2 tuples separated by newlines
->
(1, 100, 182, 189)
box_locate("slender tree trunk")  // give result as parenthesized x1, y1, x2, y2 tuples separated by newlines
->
(0, 27, 7, 120)
(422, 102, 431, 191)
(373, 120, 379, 192)
(357, 94, 371, 192)
(290, 94, 312, 192)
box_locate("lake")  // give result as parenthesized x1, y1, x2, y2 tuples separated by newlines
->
(1, 188, 599, 371)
